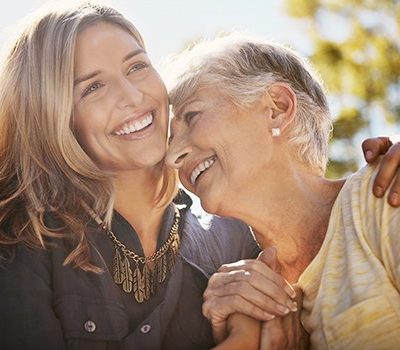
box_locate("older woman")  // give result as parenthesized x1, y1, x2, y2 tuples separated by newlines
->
(165, 34, 400, 349)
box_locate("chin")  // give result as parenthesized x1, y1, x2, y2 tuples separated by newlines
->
(141, 148, 167, 166)
(199, 196, 221, 216)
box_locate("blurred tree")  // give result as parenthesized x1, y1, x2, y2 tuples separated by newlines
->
(284, 0, 400, 177)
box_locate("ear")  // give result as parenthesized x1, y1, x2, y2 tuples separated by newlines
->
(263, 83, 297, 133)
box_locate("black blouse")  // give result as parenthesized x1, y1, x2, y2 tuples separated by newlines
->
(0, 191, 260, 350)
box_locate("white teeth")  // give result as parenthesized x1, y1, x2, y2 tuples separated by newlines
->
(190, 158, 215, 185)
(114, 112, 153, 135)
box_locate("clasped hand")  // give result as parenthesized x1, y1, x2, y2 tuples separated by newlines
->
(204, 246, 307, 348)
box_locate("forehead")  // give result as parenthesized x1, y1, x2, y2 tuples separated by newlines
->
(77, 20, 139, 46)
(172, 86, 226, 119)
(74, 22, 141, 67)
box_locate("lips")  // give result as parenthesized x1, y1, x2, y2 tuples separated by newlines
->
(113, 111, 154, 136)
(190, 156, 215, 185)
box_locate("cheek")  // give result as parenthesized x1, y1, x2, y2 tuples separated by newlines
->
(178, 171, 191, 191)
(74, 101, 107, 133)
(189, 120, 214, 148)
(73, 112, 89, 142)
(148, 74, 168, 102)
(73, 108, 103, 155)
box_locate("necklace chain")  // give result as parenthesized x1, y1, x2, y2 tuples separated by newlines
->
(96, 206, 181, 303)
(101, 207, 180, 264)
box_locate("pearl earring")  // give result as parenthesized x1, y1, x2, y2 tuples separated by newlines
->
(272, 128, 281, 137)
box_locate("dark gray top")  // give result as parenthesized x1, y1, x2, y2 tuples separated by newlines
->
(0, 191, 260, 350)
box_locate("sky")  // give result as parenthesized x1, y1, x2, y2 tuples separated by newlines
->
(0, 0, 312, 66)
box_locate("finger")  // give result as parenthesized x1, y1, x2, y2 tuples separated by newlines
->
(218, 259, 260, 273)
(203, 295, 276, 323)
(260, 318, 286, 350)
(208, 269, 296, 303)
(204, 281, 297, 316)
(258, 246, 277, 271)
(258, 247, 297, 299)
(218, 260, 291, 294)
(387, 172, 400, 207)
(362, 137, 392, 163)
(292, 284, 304, 305)
(373, 142, 400, 198)
(207, 269, 249, 289)
(210, 318, 227, 344)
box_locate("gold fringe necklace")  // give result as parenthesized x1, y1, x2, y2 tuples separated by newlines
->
(94, 206, 181, 303)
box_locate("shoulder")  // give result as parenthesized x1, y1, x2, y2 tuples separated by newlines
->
(176, 189, 252, 242)
(340, 162, 391, 220)
(0, 243, 52, 288)
(184, 208, 251, 240)
(336, 162, 399, 255)
(180, 209, 260, 276)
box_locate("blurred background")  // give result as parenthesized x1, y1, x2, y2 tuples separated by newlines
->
(1, 0, 399, 179)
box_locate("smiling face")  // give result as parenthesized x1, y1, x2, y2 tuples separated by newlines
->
(73, 21, 169, 173)
(166, 87, 273, 215)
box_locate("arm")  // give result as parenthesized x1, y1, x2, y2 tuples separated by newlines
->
(362, 136, 400, 206)
(0, 246, 66, 350)
(212, 314, 260, 350)
(260, 285, 309, 350)
(203, 247, 297, 344)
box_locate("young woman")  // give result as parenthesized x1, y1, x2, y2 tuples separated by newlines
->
(166, 34, 400, 349)
(0, 4, 271, 349)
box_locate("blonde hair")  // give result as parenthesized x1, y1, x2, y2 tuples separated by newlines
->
(164, 34, 332, 174)
(0, 1, 177, 271)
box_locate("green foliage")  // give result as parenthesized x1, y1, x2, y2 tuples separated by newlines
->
(326, 158, 358, 178)
(285, 0, 400, 177)
(284, 0, 319, 18)
(333, 108, 368, 139)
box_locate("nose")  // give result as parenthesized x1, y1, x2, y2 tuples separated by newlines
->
(166, 135, 192, 169)
(116, 77, 143, 109)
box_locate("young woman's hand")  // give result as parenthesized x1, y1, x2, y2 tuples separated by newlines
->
(212, 313, 260, 350)
(260, 285, 309, 350)
(203, 247, 297, 342)
(362, 136, 400, 207)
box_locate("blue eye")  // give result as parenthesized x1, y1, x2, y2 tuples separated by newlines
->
(82, 82, 103, 97)
(128, 62, 149, 74)
(184, 111, 199, 124)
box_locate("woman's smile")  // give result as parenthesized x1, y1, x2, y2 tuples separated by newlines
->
(189, 156, 216, 185)
(113, 111, 154, 136)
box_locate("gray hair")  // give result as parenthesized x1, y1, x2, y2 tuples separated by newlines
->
(164, 33, 332, 174)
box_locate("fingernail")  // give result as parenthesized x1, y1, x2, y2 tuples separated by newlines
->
(284, 285, 296, 299)
(390, 192, 399, 206)
(276, 304, 290, 315)
(365, 150, 373, 161)
(286, 300, 298, 312)
(375, 186, 383, 197)
(264, 312, 276, 321)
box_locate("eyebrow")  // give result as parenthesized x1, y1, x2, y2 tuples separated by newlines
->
(74, 71, 101, 87)
(73, 49, 146, 87)
(123, 48, 146, 62)
(174, 98, 202, 120)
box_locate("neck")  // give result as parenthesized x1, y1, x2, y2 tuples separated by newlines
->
(218, 160, 345, 283)
(113, 165, 168, 256)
